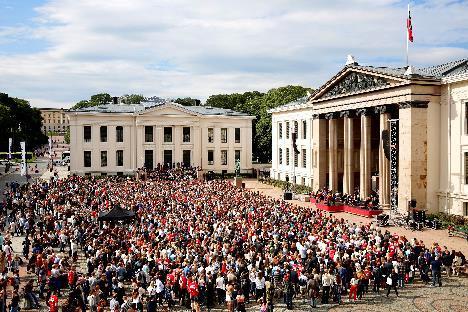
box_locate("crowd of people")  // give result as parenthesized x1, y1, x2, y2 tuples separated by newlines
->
(312, 188, 380, 210)
(0, 167, 466, 311)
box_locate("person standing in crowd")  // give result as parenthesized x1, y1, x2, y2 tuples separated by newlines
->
(386, 269, 399, 297)
(321, 269, 334, 304)
(431, 256, 443, 287)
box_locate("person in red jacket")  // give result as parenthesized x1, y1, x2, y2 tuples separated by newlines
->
(48, 291, 58, 312)
(187, 275, 200, 312)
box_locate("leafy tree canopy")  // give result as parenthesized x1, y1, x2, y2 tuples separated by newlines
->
(206, 86, 312, 163)
(174, 97, 200, 106)
(0, 93, 48, 152)
(120, 94, 145, 104)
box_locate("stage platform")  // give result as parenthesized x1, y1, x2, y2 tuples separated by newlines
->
(314, 202, 383, 218)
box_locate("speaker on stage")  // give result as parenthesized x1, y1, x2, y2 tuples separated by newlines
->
(284, 192, 293, 200)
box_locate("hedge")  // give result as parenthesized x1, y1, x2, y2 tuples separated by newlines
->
(259, 177, 313, 194)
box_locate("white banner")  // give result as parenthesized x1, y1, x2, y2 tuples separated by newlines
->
(20, 141, 26, 176)
(48, 137, 52, 158)
(8, 138, 12, 160)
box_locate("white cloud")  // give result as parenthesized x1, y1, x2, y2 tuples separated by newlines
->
(0, 0, 466, 108)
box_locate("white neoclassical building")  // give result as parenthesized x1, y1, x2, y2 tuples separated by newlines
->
(67, 99, 254, 175)
(270, 57, 468, 216)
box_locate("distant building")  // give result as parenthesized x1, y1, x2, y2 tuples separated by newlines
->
(66, 99, 255, 176)
(39, 108, 69, 134)
(270, 57, 468, 216)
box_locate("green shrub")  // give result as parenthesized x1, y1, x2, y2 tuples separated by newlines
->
(260, 177, 313, 194)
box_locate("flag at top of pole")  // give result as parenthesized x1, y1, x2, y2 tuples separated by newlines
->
(407, 4, 414, 42)
(406, 3, 414, 66)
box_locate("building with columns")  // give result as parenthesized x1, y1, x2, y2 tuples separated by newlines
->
(67, 99, 254, 175)
(270, 57, 468, 216)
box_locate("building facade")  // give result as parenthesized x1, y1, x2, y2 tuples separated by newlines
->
(39, 108, 69, 134)
(67, 101, 254, 176)
(270, 57, 468, 216)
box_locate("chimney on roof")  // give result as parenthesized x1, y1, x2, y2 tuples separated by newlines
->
(112, 97, 119, 105)
(346, 55, 358, 66)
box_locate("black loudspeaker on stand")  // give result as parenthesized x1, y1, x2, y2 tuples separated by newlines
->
(283, 192, 293, 200)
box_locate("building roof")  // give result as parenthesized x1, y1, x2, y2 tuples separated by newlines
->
(69, 100, 252, 117)
(419, 58, 468, 78)
(271, 57, 467, 113)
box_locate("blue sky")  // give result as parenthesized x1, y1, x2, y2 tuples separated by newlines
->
(0, 0, 467, 108)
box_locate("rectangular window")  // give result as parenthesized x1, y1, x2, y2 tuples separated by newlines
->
(221, 128, 228, 143)
(144, 150, 153, 169)
(208, 128, 214, 143)
(235, 150, 241, 165)
(235, 128, 241, 143)
(116, 150, 123, 166)
(145, 126, 153, 142)
(466, 103, 468, 135)
(294, 121, 298, 136)
(164, 127, 172, 143)
(84, 126, 91, 142)
(286, 122, 290, 139)
(100, 126, 107, 142)
(294, 150, 298, 167)
(100, 151, 107, 167)
(279, 123, 283, 139)
(302, 149, 306, 168)
(164, 150, 173, 167)
(116, 126, 123, 142)
(286, 148, 290, 165)
(84, 151, 91, 167)
(208, 150, 214, 165)
(465, 152, 468, 184)
(279, 148, 283, 165)
(464, 202, 468, 216)
(221, 150, 228, 165)
(183, 150, 191, 167)
(183, 127, 191, 143)
(303, 120, 307, 139)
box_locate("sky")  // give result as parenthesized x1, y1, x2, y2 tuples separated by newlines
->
(0, 0, 467, 108)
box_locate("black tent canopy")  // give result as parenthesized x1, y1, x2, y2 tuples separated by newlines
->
(97, 206, 135, 222)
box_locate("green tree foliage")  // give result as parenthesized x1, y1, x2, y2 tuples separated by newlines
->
(206, 86, 312, 163)
(174, 97, 200, 106)
(72, 93, 112, 109)
(0, 93, 48, 152)
(64, 127, 70, 144)
(90, 93, 112, 105)
(121, 94, 145, 104)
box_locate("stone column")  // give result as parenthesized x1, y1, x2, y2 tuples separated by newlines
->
(358, 109, 371, 199)
(327, 114, 338, 191)
(398, 101, 428, 213)
(376, 106, 390, 208)
(312, 116, 327, 190)
(341, 111, 354, 194)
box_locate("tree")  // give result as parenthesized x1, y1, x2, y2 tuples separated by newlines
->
(206, 86, 312, 163)
(0, 93, 48, 153)
(121, 94, 145, 104)
(174, 97, 200, 106)
(64, 127, 70, 144)
(90, 93, 112, 105)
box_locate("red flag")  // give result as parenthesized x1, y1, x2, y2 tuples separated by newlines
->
(407, 7, 414, 42)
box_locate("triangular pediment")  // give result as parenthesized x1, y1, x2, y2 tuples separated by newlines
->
(139, 103, 200, 117)
(311, 67, 406, 101)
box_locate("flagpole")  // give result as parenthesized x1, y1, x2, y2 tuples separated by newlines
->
(406, 3, 409, 66)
